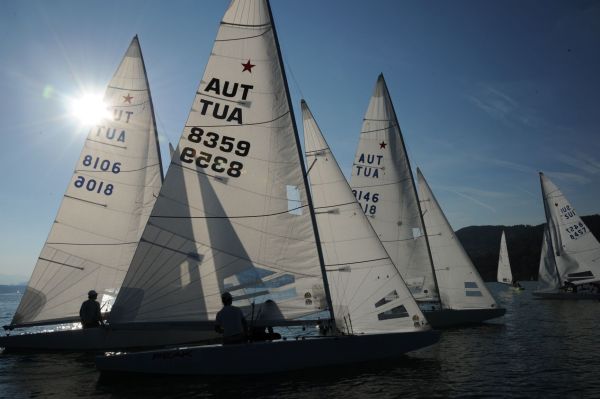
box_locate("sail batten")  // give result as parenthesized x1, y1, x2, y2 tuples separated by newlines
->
(11, 36, 163, 328)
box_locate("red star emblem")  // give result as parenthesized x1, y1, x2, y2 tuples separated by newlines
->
(241, 59, 255, 73)
(123, 94, 133, 104)
(379, 141, 387, 149)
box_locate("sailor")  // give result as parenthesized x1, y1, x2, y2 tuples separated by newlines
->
(79, 290, 103, 328)
(250, 299, 282, 341)
(215, 292, 247, 345)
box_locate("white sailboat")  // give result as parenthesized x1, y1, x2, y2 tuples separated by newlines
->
(95, 0, 438, 375)
(348, 74, 503, 327)
(417, 169, 504, 326)
(302, 100, 430, 334)
(0, 37, 208, 351)
(533, 172, 600, 299)
(496, 231, 515, 286)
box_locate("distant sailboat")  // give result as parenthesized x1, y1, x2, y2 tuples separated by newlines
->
(0, 37, 207, 351)
(533, 172, 600, 299)
(496, 231, 521, 289)
(417, 169, 505, 325)
(349, 75, 504, 327)
(95, 0, 438, 376)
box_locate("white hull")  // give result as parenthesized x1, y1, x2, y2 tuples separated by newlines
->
(424, 308, 506, 328)
(95, 330, 440, 375)
(0, 327, 217, 352)
(532, 291, 600, 300)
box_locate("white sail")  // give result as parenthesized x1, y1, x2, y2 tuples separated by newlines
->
(12, 36, 163, 327)
(540, 172, 600, 285)
(109, 0, 328, 326)
(349, 74, 437, 302)
(536, 225, 561, 292)
(496, 231, 513, 284)
(417, 169, 498, 310)
(302, 101, 426, 334)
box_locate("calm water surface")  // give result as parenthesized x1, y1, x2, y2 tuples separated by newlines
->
(1, 282, 599, 398)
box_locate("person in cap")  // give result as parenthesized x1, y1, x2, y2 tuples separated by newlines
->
(215, 292, 247, 344)
(79, 290, 103, 328)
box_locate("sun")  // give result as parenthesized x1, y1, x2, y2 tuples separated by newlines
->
(69, 93, 109, 125)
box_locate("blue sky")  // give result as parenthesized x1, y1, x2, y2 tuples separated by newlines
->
(1, 0, 599, 281)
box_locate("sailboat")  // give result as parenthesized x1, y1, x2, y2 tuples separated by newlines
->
(417, 169, 505, 325)
(95, 0, 438, 375)
(0, 37, 210, 351)
(497, 231, 521, 289)
(533, 172, 600, 299)
(348, 75, 504, 327)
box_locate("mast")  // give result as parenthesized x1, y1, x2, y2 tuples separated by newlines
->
(380, 74, 442, 308)
(539, 172, 563, 286)
(266, 0, 335, 323)
(136, 34, 165, 182)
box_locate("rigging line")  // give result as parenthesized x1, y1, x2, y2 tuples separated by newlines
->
(107, 85, 148, 92)
(183, 110, 289, 128)
(352, 162, 384, 170)
(64, 195, 106, 208)
(86, 138, 126, 149)
(46, 241, 137, 246)
(215, 27, 272, 42)
(360, 124, 399, 135)
(74, 163, 160, 174)
(325, 257, 389, 268)
(150, 204, 308, 219)
(306, 158, 317, 175)
(196, 92, 251, 106)
(305, 148, 329, 155)
(313, 201, 356, 211)
(220, 21, 271, 28)
(351, 176, 413, 189)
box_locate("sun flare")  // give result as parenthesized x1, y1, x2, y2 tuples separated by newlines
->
(69, 93, 109, 125)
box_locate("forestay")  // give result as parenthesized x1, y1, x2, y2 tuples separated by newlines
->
(496, 231, 513, 284)
(536, 226, 561, 292)
(540, 172, 600, 285)
(302, 101, 426, 334)
(349, 75, 438, 303)
(12, 36, 163, 327)
(109, 0, 327, 326)
(417, 169, 498, 310)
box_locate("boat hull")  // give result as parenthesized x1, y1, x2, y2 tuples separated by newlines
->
(424, 308, 506, 328)
(532, 291, 600, 300)
(0, 327, 217, 352)
(95, 329, 440, 375)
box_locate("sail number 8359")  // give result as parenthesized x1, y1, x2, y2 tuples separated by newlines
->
(180, 127, 251, 178)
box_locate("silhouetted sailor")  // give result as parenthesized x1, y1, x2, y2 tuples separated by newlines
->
(79, 290, 103, 328)
(215, 292, 247, 344)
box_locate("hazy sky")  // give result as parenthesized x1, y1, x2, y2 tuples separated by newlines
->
(1, 0, 599, 280)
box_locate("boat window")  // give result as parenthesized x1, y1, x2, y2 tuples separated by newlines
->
(377, 305, 408, 320)
(464, 282, 478, 288)
(374, 290, 399, 308)
(286, 185, 302, 215)
(465, 291, 483, 297)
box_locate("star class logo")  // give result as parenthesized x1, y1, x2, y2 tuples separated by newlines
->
(379, 141, 387, 149)
(123, 94, 134, 104)
(241, 59, 255, 73)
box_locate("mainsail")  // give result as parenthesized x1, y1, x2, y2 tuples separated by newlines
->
(536, 225, 561, 292)
(11, 36, 163, 328)
(109, 0, 329, 326)
(302, 100, 426, 334)
(496, 231, 513, 284)
(417, 169, 498, 310)
(539, 172, 600, 285)
(349, 74, 438, 303)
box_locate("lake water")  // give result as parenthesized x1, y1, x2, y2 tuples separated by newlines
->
(1, 282, 599, 398)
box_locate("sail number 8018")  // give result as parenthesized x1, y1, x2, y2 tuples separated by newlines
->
(180, 127, 251, 178)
